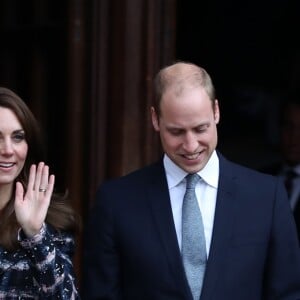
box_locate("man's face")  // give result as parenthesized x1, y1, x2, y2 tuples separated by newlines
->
(281, 104, 300, 166)
(151, 87, 220, 173)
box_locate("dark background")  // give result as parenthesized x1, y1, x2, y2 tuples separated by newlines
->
(176, 0, 300, 168)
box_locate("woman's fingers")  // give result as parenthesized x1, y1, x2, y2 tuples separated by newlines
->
(15, 181, 24, 205)
(27, 164, 37, 192)
(34, 162, 45, 192)
(27, 162, 50, 193)
(44, 174, 55, 198)
(39, 164, 49, 193)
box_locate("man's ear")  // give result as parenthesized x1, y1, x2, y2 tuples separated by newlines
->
(151, 107, 160, 131)
(214, 99, 220, 124)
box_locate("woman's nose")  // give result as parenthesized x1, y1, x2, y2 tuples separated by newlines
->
(0, 139, 14, 155)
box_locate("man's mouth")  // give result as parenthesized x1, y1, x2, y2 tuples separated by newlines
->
(182, 153, 200, 160)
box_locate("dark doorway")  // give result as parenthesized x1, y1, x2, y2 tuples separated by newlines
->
(176, 0, 300, 169)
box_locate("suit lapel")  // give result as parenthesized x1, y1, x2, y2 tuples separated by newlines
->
(147, 162, 191, 298)
(201, 154, 238, 300)
(293, 196, 300, 242)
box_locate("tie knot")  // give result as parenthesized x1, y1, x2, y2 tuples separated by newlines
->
(186, 173, 200, 190)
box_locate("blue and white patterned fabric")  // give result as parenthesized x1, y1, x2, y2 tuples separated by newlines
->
(0, 223, 80, 299)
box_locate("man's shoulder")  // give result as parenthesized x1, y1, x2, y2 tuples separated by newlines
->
(218, 152, 278, 182)
(100, 160, 164, 188)
(258, 162, 283, 176)
(94, 160, 166, 206)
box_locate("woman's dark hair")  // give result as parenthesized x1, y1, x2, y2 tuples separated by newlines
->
(0, 87, 80, 250)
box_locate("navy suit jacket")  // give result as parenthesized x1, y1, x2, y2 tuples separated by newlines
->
(83, 153, 300, 299)
(260, 163, 300, 242)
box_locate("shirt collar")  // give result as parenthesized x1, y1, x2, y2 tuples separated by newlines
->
(163, 150, 219, 188)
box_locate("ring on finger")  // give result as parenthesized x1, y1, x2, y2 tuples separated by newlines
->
(38, 187, 47, 193)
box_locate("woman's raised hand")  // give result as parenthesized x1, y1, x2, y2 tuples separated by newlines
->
(14, 162, 55, 238)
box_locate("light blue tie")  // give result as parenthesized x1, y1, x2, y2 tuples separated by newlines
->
(182, 174, 207, 300)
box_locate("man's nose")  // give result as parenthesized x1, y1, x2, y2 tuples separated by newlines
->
(183, 132, 198, 152)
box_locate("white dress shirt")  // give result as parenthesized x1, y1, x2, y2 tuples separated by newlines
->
(164, 150, 219, 256)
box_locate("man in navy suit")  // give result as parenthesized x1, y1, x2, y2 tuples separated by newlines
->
(83, 62, 300, 299)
